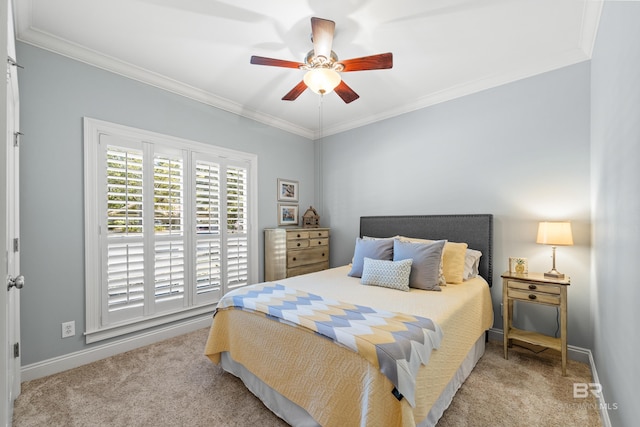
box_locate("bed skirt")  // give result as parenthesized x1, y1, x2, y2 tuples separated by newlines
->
(220, 332, 487, 427)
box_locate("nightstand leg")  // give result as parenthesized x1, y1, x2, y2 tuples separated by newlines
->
(561, 287, 568, 376)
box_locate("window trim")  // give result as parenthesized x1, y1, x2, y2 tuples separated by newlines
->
(83, 117, 258, 343)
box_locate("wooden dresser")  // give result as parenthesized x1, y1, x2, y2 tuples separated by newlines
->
(264, 228, 330, 281)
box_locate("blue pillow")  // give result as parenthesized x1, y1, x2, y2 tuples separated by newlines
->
(393, 239, 446, 291)
(347, 237, 394, 278)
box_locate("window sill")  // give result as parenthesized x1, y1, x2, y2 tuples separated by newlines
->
(85, 304, 216, 344)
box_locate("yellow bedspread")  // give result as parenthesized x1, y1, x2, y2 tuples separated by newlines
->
(205, 265, 493, 427)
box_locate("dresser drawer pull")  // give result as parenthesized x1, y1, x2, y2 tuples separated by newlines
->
(297, 234, 301, 238)
(297, 243, 301, 247)
(528, 294, 537, 300)
(292, 257, 296, 261)
(317, 241, 322, 245)
(322, 253, 325, 257)
(528, 284, 537, 290)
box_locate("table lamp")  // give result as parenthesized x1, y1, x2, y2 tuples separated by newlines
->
(536, 221, 573, 279)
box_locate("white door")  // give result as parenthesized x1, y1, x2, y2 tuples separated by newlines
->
(3, 0, 22, 423)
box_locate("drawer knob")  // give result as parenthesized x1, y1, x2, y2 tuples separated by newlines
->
(528, 294, 537, 300)
(317, 241, 322, 245)
(322, 253, 325, 257)
(297, 234, 301, 238)
(528, 284, 537, 290)
(292, 257, 297, 261)
(297, 243, 301, 247)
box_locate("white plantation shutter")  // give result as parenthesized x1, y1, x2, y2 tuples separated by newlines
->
(153, 153, 186, 310)
(84, 119, 257, 342)
(226, 166, 249, 289)
(194, 160, 222, 304)
(105, 145, 145, 322)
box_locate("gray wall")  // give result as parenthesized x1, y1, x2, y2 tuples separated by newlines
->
(591, 2, 640, 425)
(17, 43, 315, 365)
(319, 62, 593, 350)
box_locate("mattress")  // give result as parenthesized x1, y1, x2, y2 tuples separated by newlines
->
(205, 265, 493, 427)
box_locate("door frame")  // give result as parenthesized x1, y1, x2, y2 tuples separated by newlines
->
(3, 0, 21, 424)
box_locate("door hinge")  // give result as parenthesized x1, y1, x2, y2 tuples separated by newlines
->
(7, 57, 24, 69)
(13, 342, 19, 358)
(13, 238, 19, 252)
(14, 131, 23, 147)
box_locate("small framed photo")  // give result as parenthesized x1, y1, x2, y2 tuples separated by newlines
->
(277, 203, 299, 226)
(509, 257, 528, 274)
(277, 178, 299, 202)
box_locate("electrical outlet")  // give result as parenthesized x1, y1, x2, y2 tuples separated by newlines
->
(62, 321, 75, 338)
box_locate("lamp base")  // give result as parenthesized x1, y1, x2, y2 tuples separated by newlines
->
(544, 269, 565, 279)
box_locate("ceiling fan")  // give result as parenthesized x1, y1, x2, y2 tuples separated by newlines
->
(250, 17, 393, 104)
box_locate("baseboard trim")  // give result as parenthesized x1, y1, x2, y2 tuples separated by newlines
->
(488, 328, 611, 427)
(21, 314, 212, 382)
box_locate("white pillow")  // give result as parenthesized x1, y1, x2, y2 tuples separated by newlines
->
(463, 249, 483, 280)
(361, 257, 412, 292)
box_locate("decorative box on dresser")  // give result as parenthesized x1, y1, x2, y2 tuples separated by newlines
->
(502, 271, 570, 375)
(264, 228, 330, 281)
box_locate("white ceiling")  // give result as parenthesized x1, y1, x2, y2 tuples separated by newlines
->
(15, 0, 602, 139)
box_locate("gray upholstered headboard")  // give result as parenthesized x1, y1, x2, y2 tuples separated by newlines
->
(359, 214, 494, 287)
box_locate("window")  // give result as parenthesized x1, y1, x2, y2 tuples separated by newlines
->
(84, 118, 257, 343)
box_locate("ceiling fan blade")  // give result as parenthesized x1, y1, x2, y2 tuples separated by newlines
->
(311, 17, 335, 59)
(334, 80, 360, 104)
(282, 81, 308, 101)
(250, 55, 303, 69)
(340, 52, 393, 72)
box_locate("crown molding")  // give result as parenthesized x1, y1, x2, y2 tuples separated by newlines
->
(16, 27, 314, 140)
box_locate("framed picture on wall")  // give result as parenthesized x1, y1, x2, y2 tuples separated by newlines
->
(278, 203, 299, 226)
(277, 178, 299, 202)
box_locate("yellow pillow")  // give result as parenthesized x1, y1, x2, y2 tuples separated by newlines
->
(399, 236, 468, 284)
(441, 241, 468, 284)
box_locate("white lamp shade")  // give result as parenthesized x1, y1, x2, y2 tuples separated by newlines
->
(536, 221, 574, 246)
(303, 68, 341, 95)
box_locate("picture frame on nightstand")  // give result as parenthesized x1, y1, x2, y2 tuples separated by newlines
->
(509, 257, 528, 274)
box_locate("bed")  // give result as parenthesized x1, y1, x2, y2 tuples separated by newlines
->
(205, 214, 494, 427)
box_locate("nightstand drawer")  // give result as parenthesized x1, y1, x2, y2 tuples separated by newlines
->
(508, 288, 561, 305)
(507, 280, 560, 295)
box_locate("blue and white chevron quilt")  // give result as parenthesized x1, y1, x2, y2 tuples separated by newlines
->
(214, 283, 443, 407)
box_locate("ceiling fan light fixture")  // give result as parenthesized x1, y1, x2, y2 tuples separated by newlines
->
(303, 68, 341, 95)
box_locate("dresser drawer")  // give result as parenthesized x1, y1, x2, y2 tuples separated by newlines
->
(507, 280, 560, 295)
(287, 261, 330, 278)
(287, 247, 329, 268)
(287, 231, 310, 240)
(308, 230, 329, 238)
(287, 239, 310, 249)
(508, 288, 561, 306)
(309, 237, 329, 247)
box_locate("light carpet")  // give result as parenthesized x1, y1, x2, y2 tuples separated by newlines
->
(13, 328, 601, 426)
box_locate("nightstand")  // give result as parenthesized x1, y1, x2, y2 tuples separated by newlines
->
(502, 271, 570, 375)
